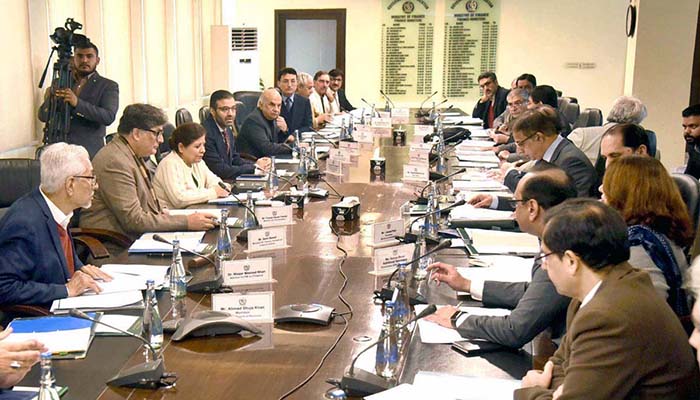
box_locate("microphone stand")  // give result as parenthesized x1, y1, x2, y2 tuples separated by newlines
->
(416, 91, 438, 117)
(218, 182, 262, 242)
(152, 234, 223, 294)
(69, 309, 176, 389)
(416, 168, 466, 204)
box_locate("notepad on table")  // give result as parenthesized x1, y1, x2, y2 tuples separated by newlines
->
(50, 290, 144, 314)
(128, 231, 206, 253)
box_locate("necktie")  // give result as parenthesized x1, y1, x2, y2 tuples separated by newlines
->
(285, 97, 293, 112)
(222, 129, 231, 156)
(56, 224, 75, 277)
(487, 101, 495, 128)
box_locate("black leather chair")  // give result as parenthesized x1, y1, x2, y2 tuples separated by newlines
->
(0, 159, 41, 220)
(233, 91, 262, 102)
(235, 94, 261, 129)
(199, 106, 210, 123)
(563, 102, 580, 128)
(175, 108, 193, 127)
(672, 173, 700, 260)
(572, 108, 603, 129)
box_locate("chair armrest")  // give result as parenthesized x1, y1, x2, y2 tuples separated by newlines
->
(1, 304, 50, 317)
(70, 228, 132, 248)
(72, 236, 110, 259)
(240, 152, 258, 162)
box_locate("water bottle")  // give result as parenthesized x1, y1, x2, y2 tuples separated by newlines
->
(431, 182, 442, 226)
(169, 239, 187, 300)
(142, 279, 163, 350)
(298, 147, 309, 194)
(268, 156, 279, 192)
(243, 191, 257, 229)
(309, 137, 318, 167)
(384, 99, 391, 113)
(374, 302, 388, 375)
(360, 108, 366, 125)
(423, 186, 438, 238)
(340, 119, 347, 141)
(293, 129, 300, 148)
(414, 236, 430, 280)
(37, 352, 60, 400)
(217, 208, 233, 276)
(348, 117, 354, 139)
(379, 302, 398, 379)
(435, 127, 447, 174)
(394, 263, 412, 328)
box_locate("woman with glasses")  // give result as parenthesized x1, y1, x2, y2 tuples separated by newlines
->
(153, 122, 229, 209)
(601, 155, 693, 315)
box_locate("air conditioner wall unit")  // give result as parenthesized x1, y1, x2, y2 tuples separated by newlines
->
(211, 26, 260, 93)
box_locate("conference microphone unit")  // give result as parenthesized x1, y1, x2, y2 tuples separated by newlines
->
(379, 90, 395, 109)
(309, 131, 339, 148)
(152, 234, 223, 294)
(415, 168, 466, 205)
(360, 98, 377, 116)
(68, 309, 176, 389)
(416, 91, 438, 117)
(334, 304, 438, 397)
(218, 182, 262, 242)
(401, 199, 467, 244)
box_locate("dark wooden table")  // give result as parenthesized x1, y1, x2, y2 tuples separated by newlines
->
(20, 115, 531, 399)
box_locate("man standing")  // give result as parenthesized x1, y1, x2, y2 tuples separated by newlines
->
(426, 168, 575, 348)
(237, 89, 293, 159)
(277, 67, 313, 140)
(80, 104, 215, 242)
(472, 71, 508, 129)
(38, 42, 119, 159)
(202, 90, 270, 180)
(0, 143, 112, 307)
(309, 71, 339, 129)
(682, 104, 700, 179)
(515, 199, 699, 399)
(329, 68, 354, 112)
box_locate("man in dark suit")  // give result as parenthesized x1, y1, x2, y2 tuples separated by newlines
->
(516, 199, 699, 399)
(276, 67, 313, 142)
(38, 42, 119, 159)
(502, 106, 596, 197)
(472, 71, 508, 128)
(329, 68, 355, 112)
(682, 104, 700, 179)
(237, 89, 293, 159)
(0, 143, 112, 307)
(426, 167, 575, 348)
(202, 90, 270, 180)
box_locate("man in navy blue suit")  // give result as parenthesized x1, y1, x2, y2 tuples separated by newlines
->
(277, 67, 313, 143)
(202, 90, 271, 180)
(0, 143, 112, 308)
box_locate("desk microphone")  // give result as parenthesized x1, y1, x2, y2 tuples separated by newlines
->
(152, 234, 223, 293)
(416, 91, 438, 117)
(416, 168, 466, 204)
(360, 98, 377, 116)
(151, 234, 215, 266)
(379, 90, 395, 109)
(69, 309, 176, 389)
(280, 144, 321, 179)
(309, 131, 339, 148)
(334, 304, 438, 397)
(267, 169, 298, 189)
(218, 182, 261, 242)
(399, 199, 466, 245)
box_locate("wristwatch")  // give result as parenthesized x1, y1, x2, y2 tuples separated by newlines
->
(450, 309, 467, 329)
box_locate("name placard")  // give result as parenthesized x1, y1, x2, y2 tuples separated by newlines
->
(372, 243, 415, 275)
(403, 164, 429, 182)
(414, 125, 434, 136)
(256, 205, 293, 227)
(391, 108, 410, 124)
(371, 219, 405, 246)
(339, 141, 361, 156)
(329, 148, 351, 163)
(409, 143, 433, 165)
(326, 157, 343, 176)
(354, 125, 374, 143)
(247, 227, 288, 252)
(212, 292, 274, 322)
(371, 117, 393, 129)
(222, 257, 273, 286)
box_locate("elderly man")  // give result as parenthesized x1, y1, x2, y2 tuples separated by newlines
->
(0, 143, 112, 307)
(568, 95, 647, 164)
(426, 167, 575, 349)
(237, 88, 294, 158)
(472, 71, 509, 129)
(277, 67, 313, 139)
(682, 104, 700, 179)
(515, 199, 699, 399)
(491, 88, 530, 144)
(309, 70, 339, 129)
(80, 104, 216, 242)
(296, 72, 314, 98)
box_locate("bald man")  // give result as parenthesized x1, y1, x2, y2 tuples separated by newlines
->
(237, 88, 293, 158)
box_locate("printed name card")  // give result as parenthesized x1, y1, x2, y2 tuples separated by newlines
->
(391, 108, 410, 124)
(212, 292, 274, 322)
(372, 243, 415, 275)
(354, 125, 374, 143)
(409, 143, 433, 165)
(247, 227, 288, 252)
(329, 148, 351, 163)
(414, 125, 434, 136)
(256, 205, 293, 227)
(371, 117, 393, 129)
(326, 156, 343, 176)
(339, 141, 361, 156)
(403, 164, 429, 182)
(222, 257, 273, 286)
(371, 219, 406, 246)
(377, 111, 391, 119)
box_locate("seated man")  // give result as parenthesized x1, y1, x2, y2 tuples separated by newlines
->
(277, 67, 313, 140)
(472, 71, 509, 129)
(309, 70, 339, 129)
(682, 103, 700, 179)
(502, 106, 596, 197)
(426, 168, 575, 348)
(329, 68, 355, 112)
(599, 123, 650, 168)
(491, 88, 530, 145)
(0, 143, 112, 307)
(516, 199, 699, 399)
(80, 104, 216, 242)
(202, 90, 270, 180)
(515, 73, 537, 92)
(528, 85, 571, 136)
(296, 72, 314, 98)
(237, 88, 293, 159)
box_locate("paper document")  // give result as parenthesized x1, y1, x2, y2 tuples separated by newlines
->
(457, 161, 499, 169)
(128, 231, 206, 253)
(450, 204, 513, 221)
(100, 264, 169, 286)
(412, 371, 521, 399)
(6, 314, 96, 357)
(451, 180, 508, 192)
(455, 256, 534, 295)
(463, 228, 540, 255)
(416, 305, 511, 344)
(443, 116, 483, 125)
(456, 139, 496, 148)
(366, 384, 431, 399)
(50, 290, 144, 314)
(167, 208, 221, 217)
(95, 314, 140, 335)
(208, 190, 267, 204)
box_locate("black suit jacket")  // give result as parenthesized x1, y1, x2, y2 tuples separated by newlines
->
(39, 72, 119, 158)
(238, 108, 293, 158)
(337, 89, 355, 112)
(201, 116, 256, 180)
(472, 86, 509, 128)
(279, 94, 313, 139)
(504, 137, 596, 197)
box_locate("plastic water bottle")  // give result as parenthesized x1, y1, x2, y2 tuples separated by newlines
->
(379, 302, 398, 379)
(169, 239, 187, 300)
(375, 303, 388, 375)
(268, 156, 279, 192)
(37, 352, 60, 400)
(423, 185, 439, 237)
(142, 280, 163, 350)
(217, 208, 233, 277)
(298, 147, 309, 194)
(243, 191, 257, 229)
(414, 236, 430, 280)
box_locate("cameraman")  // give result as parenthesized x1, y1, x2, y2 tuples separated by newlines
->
(39, 42, 119, 159)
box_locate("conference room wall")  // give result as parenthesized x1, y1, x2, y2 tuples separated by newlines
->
(0, 0, 221, 158)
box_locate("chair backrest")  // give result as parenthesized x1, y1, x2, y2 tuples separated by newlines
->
(563, 102, 580, 127)
(158, 123, 176, 160)
(235, 94, 261, 129)
(645, 129, 658, 158)
(175, 108, 193, 127)
(233, 91, 262, 102)
(573, 108, 603, 129)
(199, 106, 210, 123)
(562, 96, 578, 104)
(672, 173, 700, 235)
(557, 97, 570, 112)
(0, 158, 41, 217)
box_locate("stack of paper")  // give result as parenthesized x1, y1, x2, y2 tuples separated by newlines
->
(456, 139, 497, 149)
(461, 229, 540, 255)
(94, 314, 141, 336)
(128, 231, 206, 253)
(6, 314, 96, 358)
(451, 180, 508, 192)
(208, 190, 267, 205)
(449, 204, 514, 221)
(415, 305, 511, 344)
(50, 290, 144, 314)
(456, 255, 534, 288)
(443, 116, 483, 125)
(412, 371, 521, 399)
(100, 264, 170, 289)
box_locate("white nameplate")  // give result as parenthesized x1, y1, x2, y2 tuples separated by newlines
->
(222, 257, 273, 286)
(326, 156, 343, 176)
(391, 108, 410, 124)
(414, 125, 433, 136)
(256, 205, 293, 227)
(339, 141, 361, 156)
(371, 219, 405, 246)
(329, 148, 351, 163)
(403, 164, 429, 182)
(247, 227, 288, 252)
(354, 125, 374, 143)
(372, 243, 416, 275)
(371, 117, 393, 129)
(211, 292, 274, 322)
(409, 143, 433, 165)
(377, 111, 391, 119)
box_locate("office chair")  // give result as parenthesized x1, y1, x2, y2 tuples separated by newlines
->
(233, 91, 262, 102)
(175, 108, 193, 127)
(672, 173, 700, 239)
(199, 106, 210, 123)
(563, 102, 580, 128)
(0, 159, 41, 220)
(572, 108, 603, 129)
(235, 94, 260, 128)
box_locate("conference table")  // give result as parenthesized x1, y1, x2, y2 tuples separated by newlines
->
(19, 111, 534, 399)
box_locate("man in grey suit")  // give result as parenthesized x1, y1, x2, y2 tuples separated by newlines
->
(501, 106, 596, 197)
(38, 42, 119, 159)
(237, 88, 293, 159)
(426, 167, 575, 348)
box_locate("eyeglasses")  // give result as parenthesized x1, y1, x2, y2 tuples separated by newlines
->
(217, 106, 236, 113)
(514, 133, 537, 147)
(507, 198, 529, 208)
(73, 175, 97, 187)
(508, 100, 525, 107)
(143, 128, 164, 138)
(534, 251, 556, 262)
